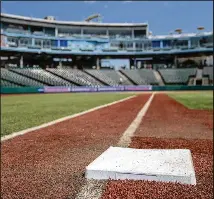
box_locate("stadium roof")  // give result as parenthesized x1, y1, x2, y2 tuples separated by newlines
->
(1, 13, 148, 28)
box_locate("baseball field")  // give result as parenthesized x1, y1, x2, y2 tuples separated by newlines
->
(1, 91, 213, 199)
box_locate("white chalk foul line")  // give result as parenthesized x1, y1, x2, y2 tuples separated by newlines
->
(1, 95, 136, 142)
(117, 92, 155, 147)
(75, 93, 155, 199)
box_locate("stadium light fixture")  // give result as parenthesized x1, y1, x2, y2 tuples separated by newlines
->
(197, 27, 205, 35)
(197, 26, 205, 31)
(175, 29, 182, 34)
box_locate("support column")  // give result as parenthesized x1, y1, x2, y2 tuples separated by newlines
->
(81, 28, 84, 37)
(133, 42, 136, 50)
(188, 40, 191, 48)
(160, 40, 163, 49)
(174, 56, 177, 67)
(32, 38, 35, 46)
(134, 58, 137, 69)
(96, 57, 100, 69)
(55, 27, 58, 37)
(129, 58, 132, 69)
(59, 60, 62, 68)
(106, 29, 109, 36)
(132, 29, 134, 39)
(41, 40, 44, 49)
(20, 55, 23, 68)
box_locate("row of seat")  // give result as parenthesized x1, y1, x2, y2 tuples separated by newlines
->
(121, 69, 158, 85)
(203, 67, 213, 80)
(2, 68, 211, 87)
(85, 70, 122, 86)
(47, 69, 103, 86)
(100, 70, 133, 85)
(9, 68, 72, 86)
(158, 68, 197, 84)
(1, 68, 44, 87)
(1, 79, 21, 87)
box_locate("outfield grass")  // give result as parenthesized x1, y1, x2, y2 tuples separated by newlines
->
(168, 91, 213, 110)
(1, 93, 134, 137)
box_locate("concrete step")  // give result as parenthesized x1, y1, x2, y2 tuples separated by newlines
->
(188, 77, 195, 85)
(153, 70, 164, 86)
(116, 71, 133, 85)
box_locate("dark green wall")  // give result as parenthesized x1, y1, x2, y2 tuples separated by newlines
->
(152, 85, 213, 91)
(1, 87, 42, 94)
(1, 86, 213, 94)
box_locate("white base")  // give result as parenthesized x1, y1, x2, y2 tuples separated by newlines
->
(85, 147, 196, 185)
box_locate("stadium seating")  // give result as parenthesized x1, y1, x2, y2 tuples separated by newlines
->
(9, 68, 72, 86)
(120, 70, 147, 85)
(137, 69, 159, 85)
(47, 69, 103, 86)
(203, 67, 213, 80)
(158, 68, 197, 84)
(120, 69, 158, 85)
(99, 70, 132, 85)
(2, 68, 210, 87)
(1, 68, 44, 86)
(85, 69, 118, 86)
(1, 79, 21, 87)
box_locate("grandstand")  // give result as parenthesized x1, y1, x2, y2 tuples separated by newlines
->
(203, 67, 213, 83)
(158, 68, 197, 85)
(1, 68, 45, 87)
(2, 67, 213, 87)
(1, 79, 21, 87)
(0, 12, 213, 88)
(1, 5, 213, 199)
(121, 69, 159, 85)
(47, 68, 103, 86)
(9, 68, 72, 86)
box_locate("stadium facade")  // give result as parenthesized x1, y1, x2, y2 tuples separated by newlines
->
(1, 13, 213, 69)
(0, 13, 213, 88)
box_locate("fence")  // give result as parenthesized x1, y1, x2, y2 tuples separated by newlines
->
(1, 85, 213, 94)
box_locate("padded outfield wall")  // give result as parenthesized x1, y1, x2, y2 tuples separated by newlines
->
(1, 85, 213, 94)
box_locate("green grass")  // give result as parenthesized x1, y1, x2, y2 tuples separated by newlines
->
(168, 91, 213, 110)
(1, 93, 134, 137)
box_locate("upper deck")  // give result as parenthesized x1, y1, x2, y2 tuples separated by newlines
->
(0, 13, 213, 55)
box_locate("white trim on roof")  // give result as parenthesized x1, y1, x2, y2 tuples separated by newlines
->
(1, 13, 148, 27)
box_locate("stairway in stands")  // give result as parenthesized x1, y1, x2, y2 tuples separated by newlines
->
(190, 68, 203, 86)
(202, 78, 209, 85)
(153, 70, 165, 86)
(116, 71, 133, 85)
(196, 68, 203, 79)
(188, 78, 195, 85)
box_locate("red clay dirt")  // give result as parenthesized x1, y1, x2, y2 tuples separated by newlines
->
(1, 94, 151, 199)
(134, 94, 213, 140)
(101, 94, 213, 199)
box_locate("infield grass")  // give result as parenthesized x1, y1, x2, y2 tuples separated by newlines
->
(168, 91, 213, 110)
(1, 93, 134, 137)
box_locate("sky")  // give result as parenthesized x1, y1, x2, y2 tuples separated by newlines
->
(1, 1, 213, 35)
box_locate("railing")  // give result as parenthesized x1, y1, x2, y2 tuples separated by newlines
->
(2, 45, 213, 53)
(1, 30, 213, 53)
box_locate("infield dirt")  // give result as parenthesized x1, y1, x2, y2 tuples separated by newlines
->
(101, 94, 213, 199)
(1, 94, 151, 199)
(1, 93, 213, 199)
